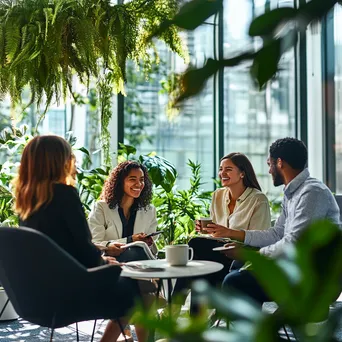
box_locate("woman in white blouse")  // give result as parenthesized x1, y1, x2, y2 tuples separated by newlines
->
(88, 161, 158, 261)
(173, 153, 271, 312)
(200, 152, 271, 235)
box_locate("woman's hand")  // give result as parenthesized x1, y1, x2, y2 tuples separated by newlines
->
(102, 255, 122, 265)
(132, 232, 147, 242)
(204, 223, 230, 238)
(142, 236, 153, 246)
(105, 243, 124, 257)
(204, 224, 246, 242)
(195, 220, 201, 233)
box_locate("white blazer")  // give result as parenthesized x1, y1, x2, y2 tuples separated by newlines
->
(88, 200, 158, 250)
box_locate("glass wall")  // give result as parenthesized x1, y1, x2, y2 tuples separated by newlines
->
(223, 0, 296, 195)
(123, 0, 297, 193)
(124, 24, 215, 190)
(333, 5, 342, 194)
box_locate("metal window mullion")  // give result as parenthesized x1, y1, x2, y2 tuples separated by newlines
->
(214, 6, 224, 189)
(321, 10, 336, 190)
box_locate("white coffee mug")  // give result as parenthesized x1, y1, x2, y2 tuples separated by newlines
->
(165, 244, 194, 266)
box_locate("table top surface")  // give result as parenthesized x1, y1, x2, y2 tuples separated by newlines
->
(120, 259, 223, 279)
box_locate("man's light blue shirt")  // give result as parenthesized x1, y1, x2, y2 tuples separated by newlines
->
(244, 168, 341, 257)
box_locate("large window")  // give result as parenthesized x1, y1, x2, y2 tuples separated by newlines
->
(333, 5, 342, 193)
(223, 0, 296, 195)
(323, 5, 342, 194)
(124, 25, 215, 190)
(123, 0, 297, 193)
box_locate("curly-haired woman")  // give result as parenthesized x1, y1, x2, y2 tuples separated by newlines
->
(88, 161, 158, 262)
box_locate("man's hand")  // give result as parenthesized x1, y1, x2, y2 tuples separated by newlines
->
(132, 233, 147, 242)
(221, 242, 243, 260)
(204, 223, 230, 238)
(105, 243, 124, 257)
(204, 224, 246, 242)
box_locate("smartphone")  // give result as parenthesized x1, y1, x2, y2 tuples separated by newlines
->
(145, 231, 163, 238)
(212, 246, 236, 251)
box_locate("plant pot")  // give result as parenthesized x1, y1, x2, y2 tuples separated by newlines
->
(0, 288, 18, 321)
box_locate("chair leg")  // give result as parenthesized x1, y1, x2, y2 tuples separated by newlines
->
(90, 320, 97, 342)
(283, 325, 292, 341)
(117, 319, 128, 342)
(0, 298, 10, 318)
(76, 322, 79, 342)
(50, 328, 54, 342)
(215, 318, 222, 327)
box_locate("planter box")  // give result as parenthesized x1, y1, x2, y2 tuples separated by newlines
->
(0, 288, 18, 320)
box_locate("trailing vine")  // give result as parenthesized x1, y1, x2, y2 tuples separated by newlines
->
(0, 0, 186, 161)
(98, 71, 113, 166)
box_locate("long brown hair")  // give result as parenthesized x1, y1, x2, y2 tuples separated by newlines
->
(221, 152, 262, 191)
(14, 135, 74, 220)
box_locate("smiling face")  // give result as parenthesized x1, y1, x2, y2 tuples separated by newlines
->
(219, 158, 244, 188)
(123, 168, 145, 199)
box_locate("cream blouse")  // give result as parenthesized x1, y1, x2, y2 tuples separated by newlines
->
(210, 187, 271, 231)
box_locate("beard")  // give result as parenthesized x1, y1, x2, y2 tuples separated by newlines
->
(272, 169, 284, 187)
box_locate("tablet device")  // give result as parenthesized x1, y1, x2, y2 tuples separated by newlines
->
(212, 246, 236, 252)
(123, 264, 165, 272)
(145, 231, 163, 238)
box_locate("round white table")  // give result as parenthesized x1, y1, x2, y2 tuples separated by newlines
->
(121, 259, 223, 305)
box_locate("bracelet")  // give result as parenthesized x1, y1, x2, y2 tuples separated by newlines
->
(105, 241, 111, 247)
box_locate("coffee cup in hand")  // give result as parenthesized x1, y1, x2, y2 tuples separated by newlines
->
(165, 244, 194, 266)
(199, 217, 213, 234)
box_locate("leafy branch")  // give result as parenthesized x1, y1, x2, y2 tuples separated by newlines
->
(151, 0, 339, 105)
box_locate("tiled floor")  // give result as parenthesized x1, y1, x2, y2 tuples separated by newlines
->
(2, 298, 342, 341)
(0, 319, 110, 341)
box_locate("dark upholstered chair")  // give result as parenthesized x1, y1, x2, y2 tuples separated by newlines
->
(335, 195, 342, 223)
(0, 226, 130, 341)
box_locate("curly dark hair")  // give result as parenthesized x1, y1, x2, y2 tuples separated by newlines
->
(101, 161, 153, 210)
(269, 137, 308, 170)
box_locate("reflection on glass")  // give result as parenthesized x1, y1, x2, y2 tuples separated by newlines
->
(124, 25, 215, 190)
(124, 0, 296, 194)
(334, 5, 342, 193)
(223, 0, 296, 196)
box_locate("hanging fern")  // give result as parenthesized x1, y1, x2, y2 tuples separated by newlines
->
(0, 0, 186, 161)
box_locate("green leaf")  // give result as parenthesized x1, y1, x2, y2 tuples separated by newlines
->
(151, 0, 223, 39)
(172, 0, 223, 30)
(291, 220, 342, 323)
(176, 58, 220, 103)
(92, 167, 108, 176)
(192, 280, 263, 322)
(249, 7, 297, 37)
(81, 179, 90, 187)
(242, 249, 297, 315)
(298, 0, 338, 26)
(93, 184, 103, 192)
(140, 155, 177, 192)
(0, 184, 12, 198)
(250, 39, 281, 89)
(77, 146, 90, 157)
(118, 143, 136, 157)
